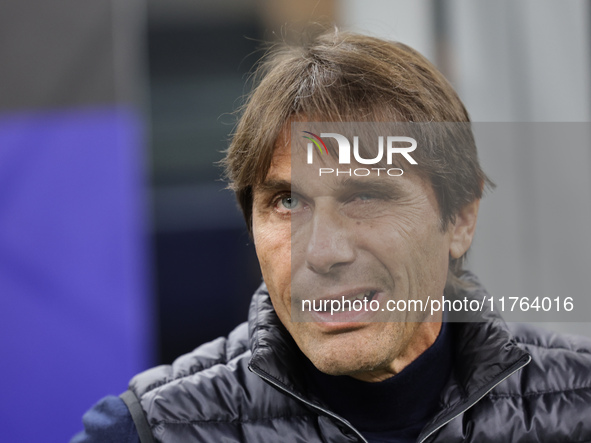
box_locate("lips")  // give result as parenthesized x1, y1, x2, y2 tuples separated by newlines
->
(295, 287, 385, 327)
(316, 288, 378, 304)
(347, 290, 377, 303)
(319, 290, 377, 312)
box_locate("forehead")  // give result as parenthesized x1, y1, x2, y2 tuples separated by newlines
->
(267, 137, 291, 178)
(260, 129, 436, 206)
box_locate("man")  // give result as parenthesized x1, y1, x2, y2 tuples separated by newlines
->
(72, 30, 591, 443)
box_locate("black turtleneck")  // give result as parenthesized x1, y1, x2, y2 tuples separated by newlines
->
(302, 322, 453, 443)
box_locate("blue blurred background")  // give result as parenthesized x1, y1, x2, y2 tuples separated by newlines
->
(0, 1, 589, 442)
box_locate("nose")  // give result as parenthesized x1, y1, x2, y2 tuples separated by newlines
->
(305, 203, 356, 274)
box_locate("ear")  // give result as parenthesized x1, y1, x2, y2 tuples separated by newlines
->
(449, 199, 480, 259)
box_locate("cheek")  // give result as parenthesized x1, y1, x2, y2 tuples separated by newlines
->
(253, 220, 292, 289)
(374, 218, 450, 284)
(253, 221, 294, 323)
(412, 227, 452, 292)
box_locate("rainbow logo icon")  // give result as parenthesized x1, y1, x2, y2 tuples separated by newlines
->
(302, 131, 329, 155)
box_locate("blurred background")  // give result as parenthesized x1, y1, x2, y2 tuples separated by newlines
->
(0, 0, 589, 441)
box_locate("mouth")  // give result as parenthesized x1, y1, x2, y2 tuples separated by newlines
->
(319, 290, 378, 312)
(297, 287, 385, 328)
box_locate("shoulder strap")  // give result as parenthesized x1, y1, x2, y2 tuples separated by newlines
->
(120, 390, 156, 443)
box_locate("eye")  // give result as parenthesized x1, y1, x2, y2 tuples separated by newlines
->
(357, 194, 373, 201)
(274, 194, 302, 214)
(281, 196, 299, 209)
(352, 193, 381, 203)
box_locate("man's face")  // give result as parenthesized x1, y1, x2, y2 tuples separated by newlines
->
(251, 131, 477, 382)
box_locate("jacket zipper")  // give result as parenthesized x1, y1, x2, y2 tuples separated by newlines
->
(417, 354, 532, 443)
(249, 365, 369, 443)
(252, 353, 531, 443)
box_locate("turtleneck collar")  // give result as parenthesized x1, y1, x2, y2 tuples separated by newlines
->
(301, 321, 452, 441)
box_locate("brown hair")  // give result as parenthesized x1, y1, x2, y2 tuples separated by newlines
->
(222, 28, 491, 285)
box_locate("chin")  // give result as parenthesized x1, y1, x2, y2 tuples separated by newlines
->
(291, 323, 403, 376)
(310, 357, 363, 376)
(304, 341, 387, 377)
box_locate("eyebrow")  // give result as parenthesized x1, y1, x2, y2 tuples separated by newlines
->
(254, 179, 291, 195)
(255, 176, 407, 201)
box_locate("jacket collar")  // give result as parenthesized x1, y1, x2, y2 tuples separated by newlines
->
(417, 273, 531, 442)
(247, 273, 531, 439)
(247, 283, 311, 397)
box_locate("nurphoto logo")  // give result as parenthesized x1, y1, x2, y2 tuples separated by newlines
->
(303, 131, 417, 176)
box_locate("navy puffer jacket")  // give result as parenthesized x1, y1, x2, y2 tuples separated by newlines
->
(122, 277, 591, 442)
